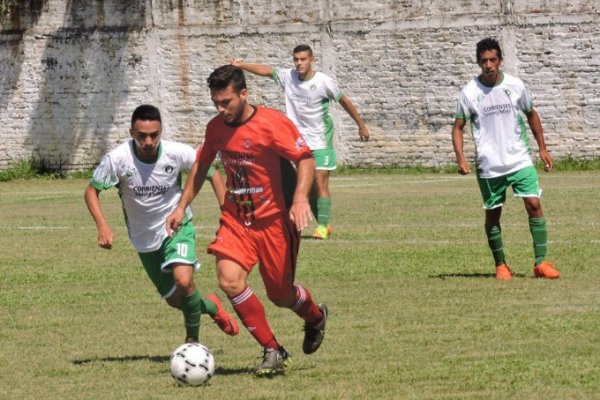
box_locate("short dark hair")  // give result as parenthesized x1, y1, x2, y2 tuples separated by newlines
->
(293, 44, 313, 57)
(476, 38, 502, 63)
(207, 65, 247, 92)
(131, 104, 161, 127)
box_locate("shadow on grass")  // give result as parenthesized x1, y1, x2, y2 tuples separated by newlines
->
(301, 235, 329, 240)
(430, 272, 527, 279)
(72, 356, 251, 375)
(72, 355, 170, 365)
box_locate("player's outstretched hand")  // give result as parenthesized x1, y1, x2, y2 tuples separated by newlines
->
(166, 208, 185, 237)
(230, 58, 242, 67)
(289, 201, 313, 232)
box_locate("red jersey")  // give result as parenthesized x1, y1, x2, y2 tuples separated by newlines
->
(198, 106, 312, 223)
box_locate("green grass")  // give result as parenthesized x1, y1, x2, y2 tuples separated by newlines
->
(1, 172, 599, 399)
(2, 155, 600, 182)
(0, 158, 76, 182)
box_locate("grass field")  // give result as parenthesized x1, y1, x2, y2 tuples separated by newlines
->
(0, 171, 599, 400)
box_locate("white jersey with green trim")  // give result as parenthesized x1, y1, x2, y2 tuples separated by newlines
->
(273, 67, 343, 150)
(90, 140, 195, 252)
(455, 72, 535, 178)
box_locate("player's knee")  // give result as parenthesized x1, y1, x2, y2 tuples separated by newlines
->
(218, 277, 244, 297)
(267, 291, 295, 308)
(524, 199, 543, 217)
(174, 275, 195, 292)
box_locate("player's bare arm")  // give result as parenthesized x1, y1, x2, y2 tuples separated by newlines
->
(166, 161, 212, 236)
(207, 169, 226, 207)
(84, 185, 114, 249)
(289, 156, 315, 231)
(229, 59, 274, 77)
(451, 118, 471, 175)
(525, 109, 553, 171)
(338, 95, 370, 141)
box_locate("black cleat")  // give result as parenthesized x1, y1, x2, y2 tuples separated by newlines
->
(303, 303, 328, 354)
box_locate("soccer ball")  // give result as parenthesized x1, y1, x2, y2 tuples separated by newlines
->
(169, 343, 215, 386)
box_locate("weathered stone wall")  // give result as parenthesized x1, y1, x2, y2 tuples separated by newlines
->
(1, 0, 598, 170)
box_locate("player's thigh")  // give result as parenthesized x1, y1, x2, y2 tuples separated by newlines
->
(256, 217, 299, 302)
(477, 175, 509, 209)
(215, 256, 250, 296)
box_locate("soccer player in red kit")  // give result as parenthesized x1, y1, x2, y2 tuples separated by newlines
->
(166, 65, 327, 376)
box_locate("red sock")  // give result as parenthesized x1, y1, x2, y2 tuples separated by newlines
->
(291, 285, 323, 325)
(230, 287, 279, 349)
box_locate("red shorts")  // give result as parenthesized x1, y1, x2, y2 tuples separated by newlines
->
(207, 211, 300, 300)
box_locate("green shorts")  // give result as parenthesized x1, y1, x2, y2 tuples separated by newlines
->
(312, 148, 337, 170)
(206, 165, 216, 178)
(137, 219, 199, 298)
(477, 166, 541, 210)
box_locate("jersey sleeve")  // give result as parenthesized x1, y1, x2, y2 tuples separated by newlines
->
(273, 67, 286, 89)
(180, 143, 197, 171)
(322, 74, 344, 102)
(517, 85, 534, 113)
(89, 154, 119, 191)
(454, 91, 471, 120)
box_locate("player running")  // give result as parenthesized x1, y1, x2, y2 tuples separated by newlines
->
(451, 38, 560, 280)
(166, 65, 328, 376)
(231, 44, 369, 239)
(84, 104, 239, 344)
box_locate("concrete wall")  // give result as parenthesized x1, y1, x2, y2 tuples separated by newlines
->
(1, 0, 598, 171)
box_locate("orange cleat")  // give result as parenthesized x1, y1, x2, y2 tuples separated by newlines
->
(312, 225, 330, 240)
(495, 263, 513, 280)
(533, 261, 560, 279)
(206, 294, 239, 336)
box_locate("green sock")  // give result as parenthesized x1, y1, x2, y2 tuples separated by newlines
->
(529, 217, 548, 266)
(485, 223, 505, 266)
(316, 197, 331, 227)
(309, 196, 318, 222)
(201, 296, 217, 316)
(181, 290, 203, 341)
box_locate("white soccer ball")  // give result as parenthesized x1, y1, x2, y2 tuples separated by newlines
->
(170, 343, 215, 386)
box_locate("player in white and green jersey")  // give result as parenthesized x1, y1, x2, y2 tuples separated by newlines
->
(231, 45, 370, 239)
(452, 38, 560, 280)
(85, 104, 239, 342)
